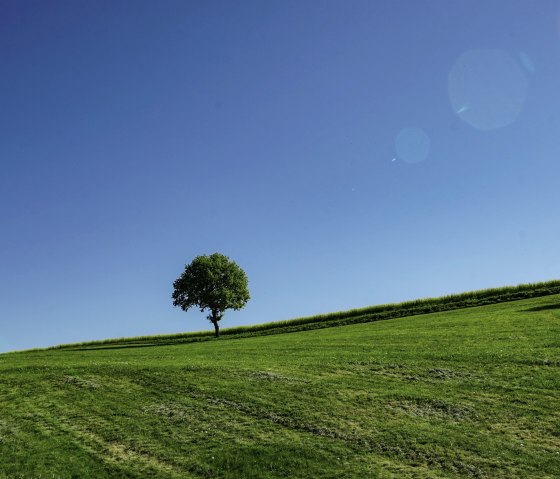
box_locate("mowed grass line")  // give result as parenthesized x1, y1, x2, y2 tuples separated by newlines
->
(1, 294, 559, 478)
(36, 279, 560, 351)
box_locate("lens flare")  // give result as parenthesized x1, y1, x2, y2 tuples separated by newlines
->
(519, 52, 535, 74)
(395, 128, 431, 164)
(448, 49, 528, 131)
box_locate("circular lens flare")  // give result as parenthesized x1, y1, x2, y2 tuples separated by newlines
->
(448, 49, 528, 131)
(395, 128, 431, 164)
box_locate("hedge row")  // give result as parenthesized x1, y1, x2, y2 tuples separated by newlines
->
(43, 279, 560, 351)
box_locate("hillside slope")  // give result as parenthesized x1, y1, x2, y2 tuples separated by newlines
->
(1, 294, 559, 478)
(41, 279, 560, 351)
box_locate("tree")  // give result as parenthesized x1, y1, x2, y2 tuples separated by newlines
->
(172, 253, 250, 338)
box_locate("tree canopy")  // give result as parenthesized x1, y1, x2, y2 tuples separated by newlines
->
(172, 253, 250, 337)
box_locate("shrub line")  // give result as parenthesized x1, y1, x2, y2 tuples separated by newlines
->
(24, 279, 560, 352)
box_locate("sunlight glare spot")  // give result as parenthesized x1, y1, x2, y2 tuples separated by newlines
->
(519, 52, 535, 74)
(448, 49, 528, 131)
(395, 128, 431, 164)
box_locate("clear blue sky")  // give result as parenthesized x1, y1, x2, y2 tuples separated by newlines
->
(2, 0, 560, 352)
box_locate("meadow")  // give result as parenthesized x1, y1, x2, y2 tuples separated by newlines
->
(42, 280, 560, 350)
(0, 287, 559, 478)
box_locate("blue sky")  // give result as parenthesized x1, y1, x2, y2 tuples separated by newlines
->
(2, 0, 560, 352)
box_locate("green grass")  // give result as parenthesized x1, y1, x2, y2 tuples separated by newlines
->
(1, 290, 560, 477)
(38, 279, 560, 350)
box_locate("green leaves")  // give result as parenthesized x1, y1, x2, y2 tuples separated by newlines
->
(172, 253, 250, 326)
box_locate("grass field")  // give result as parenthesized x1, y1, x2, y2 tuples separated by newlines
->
(1, 292, 559, 478)
(39, 279, 560, 351)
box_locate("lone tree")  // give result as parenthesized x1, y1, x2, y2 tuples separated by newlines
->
(172, 253, 250, 338)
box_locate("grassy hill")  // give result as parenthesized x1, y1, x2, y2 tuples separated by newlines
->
(1, 287, 559, 478)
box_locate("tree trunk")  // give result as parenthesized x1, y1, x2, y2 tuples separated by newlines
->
(212, 320, 219, 338)
(208, 310, 222, 338)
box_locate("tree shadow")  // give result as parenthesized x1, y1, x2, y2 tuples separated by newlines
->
(522, 303, 560, 312)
